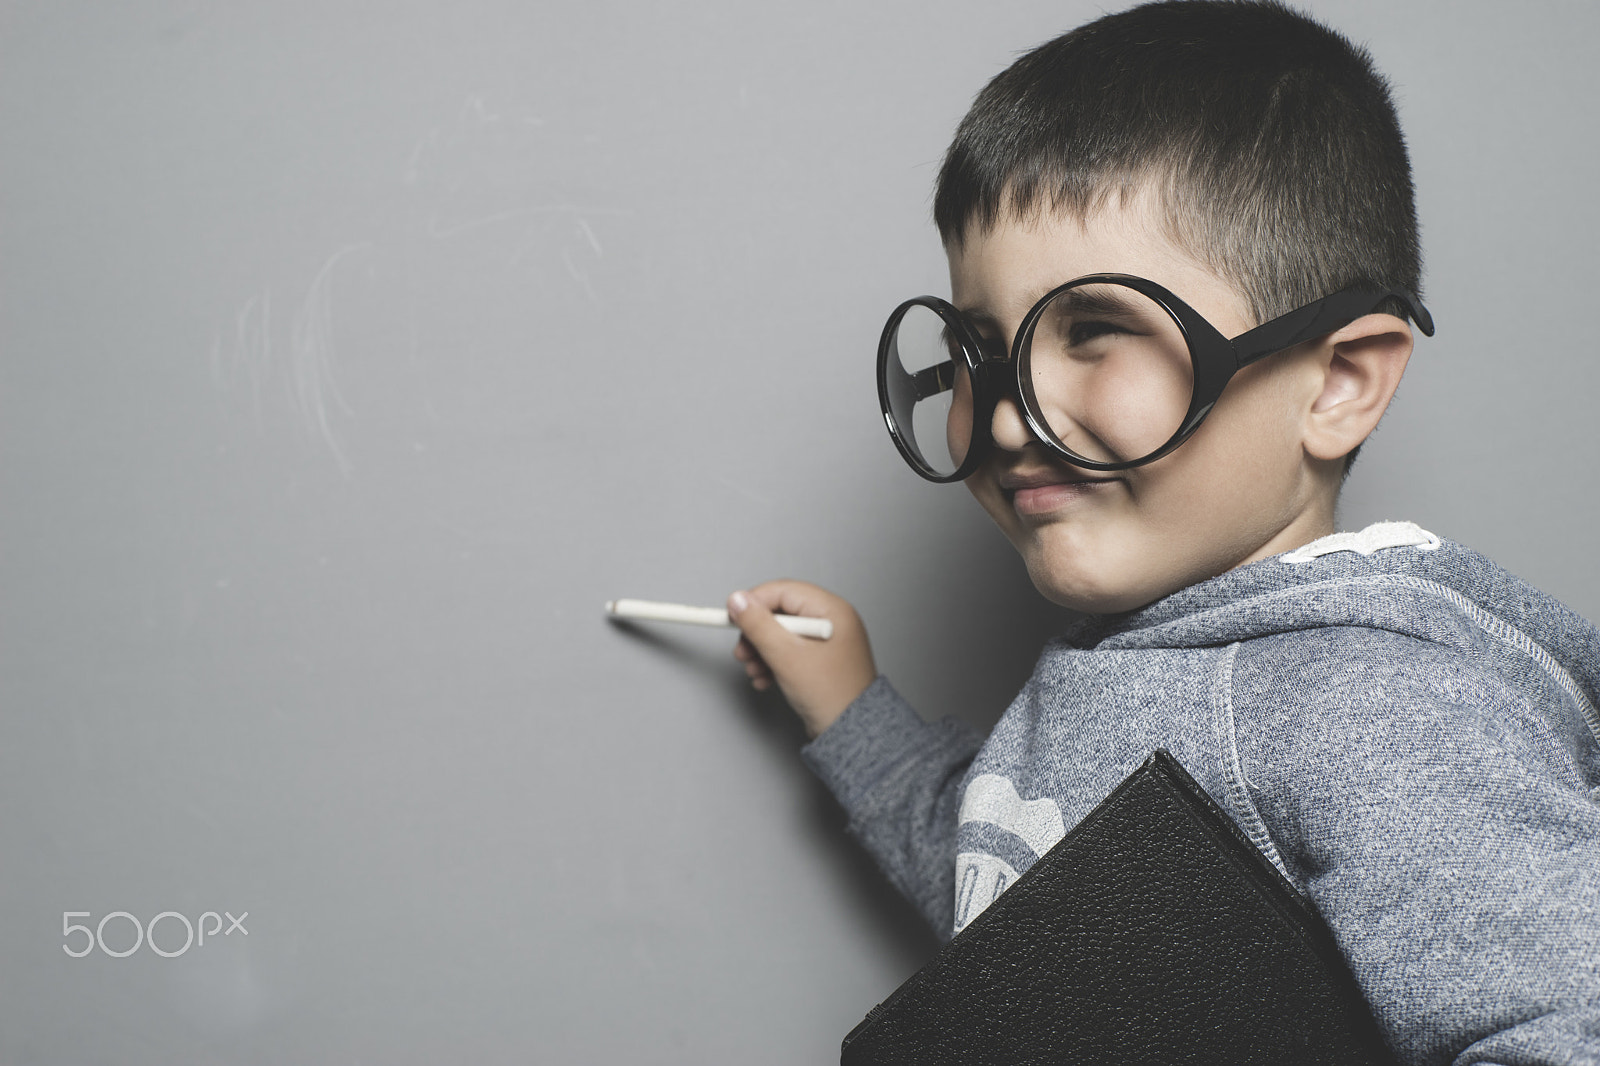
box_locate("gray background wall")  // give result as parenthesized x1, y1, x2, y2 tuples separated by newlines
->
(2, 1, 1595, 1062)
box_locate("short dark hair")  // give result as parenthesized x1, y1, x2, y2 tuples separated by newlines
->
(934, 0, 1422, 331)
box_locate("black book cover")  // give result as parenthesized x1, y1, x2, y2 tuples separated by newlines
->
(840, 750, 1396, 1065)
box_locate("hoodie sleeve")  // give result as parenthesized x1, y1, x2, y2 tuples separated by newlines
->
(800, 676, 983, 939)
(1229, 633, 1600, 1066)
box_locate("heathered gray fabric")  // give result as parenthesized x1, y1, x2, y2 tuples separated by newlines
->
(801, 525, 1600, 1066)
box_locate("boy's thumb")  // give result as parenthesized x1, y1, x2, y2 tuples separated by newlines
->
(728, 590, 792, 658)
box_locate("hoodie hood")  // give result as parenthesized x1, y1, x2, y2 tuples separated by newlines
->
(1058, 521, 1600, 757)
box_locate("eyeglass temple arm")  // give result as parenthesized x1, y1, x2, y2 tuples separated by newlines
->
(1231, 287, 1435, 369)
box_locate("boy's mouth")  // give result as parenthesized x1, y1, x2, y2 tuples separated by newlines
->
(999, 467, 1120, 516)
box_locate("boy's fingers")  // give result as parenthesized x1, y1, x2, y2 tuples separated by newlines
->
(746, 580, 835, 624)
(727, 589, 799, 660)
(732, 633, 777, 690)
(726, 580, 875, 735)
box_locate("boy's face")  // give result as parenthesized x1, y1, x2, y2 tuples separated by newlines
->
(947, 194, 1337, 613)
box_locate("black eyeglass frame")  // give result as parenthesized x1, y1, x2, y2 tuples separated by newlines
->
(877, 273, 1435, 482)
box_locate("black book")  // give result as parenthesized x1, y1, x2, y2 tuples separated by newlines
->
(841, 750, 1396, 1065)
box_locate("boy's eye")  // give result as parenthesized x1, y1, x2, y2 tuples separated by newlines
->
(1067, 319, 1127, 346)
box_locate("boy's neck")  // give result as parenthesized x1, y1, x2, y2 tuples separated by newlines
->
(1232, 490, 1338, 572)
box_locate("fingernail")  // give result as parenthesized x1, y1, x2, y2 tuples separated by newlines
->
(729, 590, 750, 615)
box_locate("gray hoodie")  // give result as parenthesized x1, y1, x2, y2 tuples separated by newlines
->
(802, 522, 1600, 1066)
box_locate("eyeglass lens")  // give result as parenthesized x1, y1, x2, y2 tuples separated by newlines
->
(1021, 282, 1195, 465)
(884, 282, 1197, 475)
(884, 303, 977, 478)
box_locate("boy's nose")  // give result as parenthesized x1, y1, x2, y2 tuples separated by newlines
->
(989, 393, 1035, 451)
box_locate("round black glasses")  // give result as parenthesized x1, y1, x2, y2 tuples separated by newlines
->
(877, 274, 1434, 482)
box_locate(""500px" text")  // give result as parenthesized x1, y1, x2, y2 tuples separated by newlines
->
(62, 910, 249, 958)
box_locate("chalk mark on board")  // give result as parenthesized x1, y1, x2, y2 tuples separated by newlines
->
(403, 92, 545, 188)
(459, 93, 502, 125)
(212, 244, 370, 475)
(289, 243, 368, 477)
(426, 208, 528, 239)
(216, 92, 634, 463)
(561, 245, 601, 306)
(425, 204, 626, 241)
(573, 216, 603, 257)
(212, 288, 274, 428)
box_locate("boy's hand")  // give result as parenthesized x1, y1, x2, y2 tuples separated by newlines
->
(727, 581, 876, 739)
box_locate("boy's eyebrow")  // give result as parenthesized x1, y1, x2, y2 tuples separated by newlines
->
(1049, 286, 1148, 318)
(960, 307, 1003, 333)
(959, 283, 1150, 331)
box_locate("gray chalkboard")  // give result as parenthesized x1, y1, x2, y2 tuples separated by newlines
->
(3, 2, 1596, 1062)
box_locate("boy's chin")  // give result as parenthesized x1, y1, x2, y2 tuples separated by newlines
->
(1019, 547, 1173, 616)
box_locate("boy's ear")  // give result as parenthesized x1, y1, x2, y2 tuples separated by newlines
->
(1302, 313, 1414, 462)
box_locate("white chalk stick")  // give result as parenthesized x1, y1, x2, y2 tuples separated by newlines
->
(605, 598, 833, 640)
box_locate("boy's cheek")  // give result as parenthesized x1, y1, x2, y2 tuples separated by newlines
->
(962, 482, 1140, 612)
(964, 478, 1219, 613)
(962, 475, 1011, 533)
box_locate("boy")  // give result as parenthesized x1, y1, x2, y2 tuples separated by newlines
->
(725, 2, 1600, 1063)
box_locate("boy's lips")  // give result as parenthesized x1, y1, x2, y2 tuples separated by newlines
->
(998, 467, 1120, 516)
